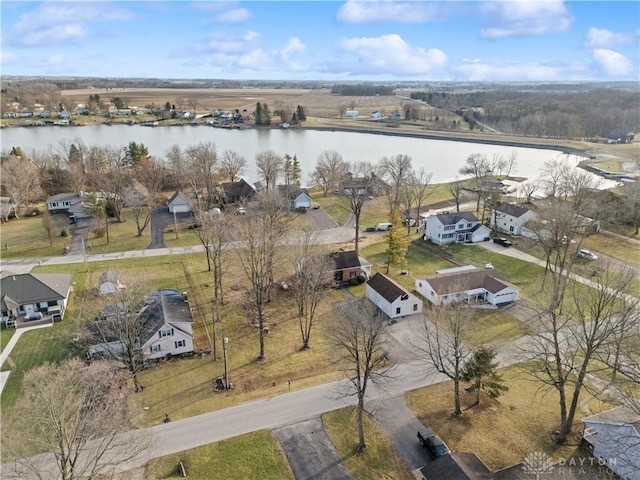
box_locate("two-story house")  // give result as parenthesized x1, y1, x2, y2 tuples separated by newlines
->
(366, 272, 422, 319)
(490, 203, 536, 236)
(423, 212, 490, 246)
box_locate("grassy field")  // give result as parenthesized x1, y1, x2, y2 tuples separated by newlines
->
(406, 364, 614, 471)
(580, 231, 640, 267)
(323, 407, 414, 480)
(0, 326, 15, 352)
(0, 210, 70, 259)
(145, 430, 294, 480)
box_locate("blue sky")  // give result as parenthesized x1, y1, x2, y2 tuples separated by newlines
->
(1, 1, 638, 81)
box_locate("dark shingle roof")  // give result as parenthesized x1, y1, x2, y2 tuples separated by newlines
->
(1, 273, 71, 310)
(332, 251, 361, 270)
(420, 452, 492, 480)
(434, 212, 479, 226)
(367, 272, 410, 303)
(222, 179, 255, 200)
(495, 203, 530, 218)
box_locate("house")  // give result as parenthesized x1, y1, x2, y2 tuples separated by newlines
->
(98, 270, 123, 296)
(123, 179, 150, 207)
(222, 179, 256, 204)
(331, 250, 372, 284)
(1, 271, 72, 327)
(423, 212, 490, 246)
(88, 291, 194, 360)
(47, 192, 85, 213)
(415, 266, 519, 306)
(490, 203, 536, 236)
(366, 272, 422, 319)
(167, 191, 191, 213)
(341, 172, 391, 197)
(608, 129, 635, 144)
(345, 110, 358, 118)
(57, 110, 70, 119)
(289, 188, 312, 210)
(582, 405, 640, 480)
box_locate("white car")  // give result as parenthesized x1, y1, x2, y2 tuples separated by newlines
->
(577, 249, 598, 261)
(236, 207, 246, 215)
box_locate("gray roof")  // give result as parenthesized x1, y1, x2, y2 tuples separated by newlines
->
(332, 250, 361, 271)
(1, 273, 71, 310)
(434, 212, 479, 226)
(138, 292, 194, 344)
(367, 272, 411, 303)
(421, 452, 492, 480)
(168, 191, 191, 205)
(495, 203, 531, 218)
(582, 405, 640, 427)
(222, 179, 256, 201)
(46, 192, 82, 203)
(421, 269, 515, 296)
(99, 270, 119, 285)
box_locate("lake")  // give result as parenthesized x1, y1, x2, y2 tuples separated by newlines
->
(1, 125, 583, 185)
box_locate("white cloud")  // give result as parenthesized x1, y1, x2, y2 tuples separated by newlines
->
(337, 34, 447, 75)
(280, 38, 306, 61)
(585, 27, 639, 48)
(478, 0, 573, 39)
(215, 8, 252, 24)
(0, 51, 19, 65)
(454, 59, 563, 81)
(6, 3, 133, 47)
(336, 0, 449, 23)
(591, 49, 633, 77)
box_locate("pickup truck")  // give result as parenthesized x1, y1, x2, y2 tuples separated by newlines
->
(417, 429, 451, 459)
(493, 237, 512, 247)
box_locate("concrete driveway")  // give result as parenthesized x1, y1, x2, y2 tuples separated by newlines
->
(273, 417, 352, 480)
(67, 217, 91, 256)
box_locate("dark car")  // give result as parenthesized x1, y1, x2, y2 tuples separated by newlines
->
(493, 237, 512, 247)
(364, 227, 376, 232)
(418, 429, 451, 459)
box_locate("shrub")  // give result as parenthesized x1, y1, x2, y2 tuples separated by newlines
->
(356, 274, 366, 284)
(92, 226, 106, 238)
(60, 229, 68, 237)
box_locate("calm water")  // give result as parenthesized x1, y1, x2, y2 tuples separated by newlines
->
(1, 125, 582, 185)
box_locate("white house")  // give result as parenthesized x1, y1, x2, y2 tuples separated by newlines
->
(88, 291, 194, 360)
(415, 266, 519, 306)
(1, 271, 72, 326)
(345, 110, 358, 118)
(98, 270, 123, 296)
(47, 192, 88, 214)
(490, 203, 536, 236)
(167, 191, 191, 213)
(582, 405, 640, 480)
(290, 188, 312, 210)
(366, 272, 422, 319)
(423, 212, 490, 246)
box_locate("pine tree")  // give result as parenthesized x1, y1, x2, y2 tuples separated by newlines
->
(292, 155, 301, 187)
(296, 105, 307, 122)
(461, 347, 508, 406)
(254, 102, 264, 125)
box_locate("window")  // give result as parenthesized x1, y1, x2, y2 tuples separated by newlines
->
(444, 225, 455, 231)
(396, 307, 401, 315)
(150, 344, 161, 353)
(174, 340, 186, 349)
(47, 300, 58, 307)
(349, 271, 356, 278)
(413, 304, 418, 311)
(401, 294, 409, 301)
(160, 328, 174, 337)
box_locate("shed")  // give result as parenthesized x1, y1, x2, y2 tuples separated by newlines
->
(99, 270, 122, 295)
(168, 191, 191, 214)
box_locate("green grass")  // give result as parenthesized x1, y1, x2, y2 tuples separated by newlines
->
(85, 209, 152, 254)
(406, 364, 613, 471)
(322, 407, 414, 480)
(0, 211, 70, 258)
(469, 309, 531, 344)
(580, 232, 640, 267)
(1, 326, 15, 353)
(145, 430, 294, 480)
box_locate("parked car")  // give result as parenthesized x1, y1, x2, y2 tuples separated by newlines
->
(236, 207, 246, 215)
(376, 222, 393, 231)
(25, 312, 43, 321)
(577, 249, 598, 261)
(417, 429, 451, 458)
(312, 203, 320, 209)
(402, 217, 416, 227)
(493, 237, 512, 247)
(364, 227, 376, 232)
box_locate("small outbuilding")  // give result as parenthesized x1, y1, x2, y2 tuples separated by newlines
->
(366, 272, 422, 319)
(168, 191, 191, 214)
(98, 270, 123, 296)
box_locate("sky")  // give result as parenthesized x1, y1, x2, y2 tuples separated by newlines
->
(1, 1, 639, 82)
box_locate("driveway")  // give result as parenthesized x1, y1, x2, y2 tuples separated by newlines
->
(67, 217, 91, 256)
(303, 206, 339, 230)
(273, 417, 352, 480)
(148, 207, 191, 249)
(372, 395, 434, 473)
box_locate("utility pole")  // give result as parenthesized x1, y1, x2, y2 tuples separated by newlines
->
(173, 210, 179, 239)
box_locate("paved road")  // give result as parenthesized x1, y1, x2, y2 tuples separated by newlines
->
(147, 207, 191, 249)
(274, 418, 352, 480)
(67, 218, 91, 256)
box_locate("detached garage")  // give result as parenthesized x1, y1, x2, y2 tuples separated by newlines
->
(168, 191, 191, 214)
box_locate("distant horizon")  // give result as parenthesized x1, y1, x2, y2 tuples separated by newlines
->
(2, 1, 638, 82)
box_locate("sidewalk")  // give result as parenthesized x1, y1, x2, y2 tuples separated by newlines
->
(0, 323, 53, 393)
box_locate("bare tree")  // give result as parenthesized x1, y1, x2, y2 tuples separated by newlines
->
(449, 179, 464, 213)
(311, 150, 349, 197)
(327, 299, 390, 452)
(523, 263, 637, 444)
(234, 192, 291, 360)
(89, 146, 130, 223)
(164, 144, 189, 191)
(86, 280, 149, 392)
(255, 149, 283, 192)
(1, 156, 44, 212)
(185, 142, 219, 208)
(520, 182, 539, 203)
(219, 149, 247, 182)
(131, 158, 165, 237)
(289, 229, 334, 350)
(413, 297, 477, 416)
(459, 153, 491, 212)
(411, 168, 433, 229)
(379, 154, 413, 211)
(341, 161, 376, 254)
(5, 359, 149, 480)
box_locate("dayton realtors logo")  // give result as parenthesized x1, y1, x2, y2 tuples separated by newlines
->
(522, 451, 555, 477)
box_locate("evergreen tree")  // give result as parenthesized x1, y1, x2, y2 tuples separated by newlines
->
(461, 347, 508, 406)
(384, 209, 410, 273)
(123, 142, 149, 168)
(262, 102, 271, 125)
(292, 155, 301, 187)
(296, 105, 307, 122)
(254, 102, 264, 125)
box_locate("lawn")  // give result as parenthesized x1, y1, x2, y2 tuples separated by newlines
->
(406, 364, 613, 471)
(84, 209, 153, 254)
(580, 232, 640, 267)
(0, 210, 70, 258)
(1, 326, 15, 353)
(468, 309, 531, 344)
(145, 430, 294, 480)
(322, 407, 414, 480)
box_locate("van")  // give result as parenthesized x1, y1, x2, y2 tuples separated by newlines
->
(376, 222, 392, 231)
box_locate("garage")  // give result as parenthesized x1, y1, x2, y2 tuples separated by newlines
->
(167, 191, 191, 214)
